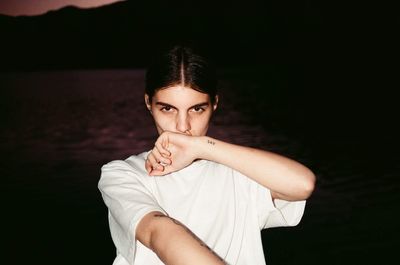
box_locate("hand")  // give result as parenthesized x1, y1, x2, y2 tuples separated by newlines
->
(145, 131, 200, 176)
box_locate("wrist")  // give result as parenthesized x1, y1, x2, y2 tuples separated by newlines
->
(195, 136, 214, 160)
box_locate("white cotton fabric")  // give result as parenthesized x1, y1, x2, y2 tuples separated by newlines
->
(98, 151, 306, 265)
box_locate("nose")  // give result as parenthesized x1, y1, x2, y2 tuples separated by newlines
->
(176, 113, 191, 134)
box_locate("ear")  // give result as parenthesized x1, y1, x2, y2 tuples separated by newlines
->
(213, 95, 219, 111)
(144, 94, 152, 112)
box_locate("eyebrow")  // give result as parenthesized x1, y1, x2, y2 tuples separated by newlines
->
(155, 101, 210, 110)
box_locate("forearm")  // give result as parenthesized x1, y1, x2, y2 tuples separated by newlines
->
(197, 136, 315, 200)
(137, 212, 225, 265)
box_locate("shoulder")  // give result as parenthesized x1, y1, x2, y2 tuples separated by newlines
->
(101, 151, 148, 171)
(99, 151, 150, 185)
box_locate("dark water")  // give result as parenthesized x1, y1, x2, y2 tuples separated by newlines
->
(1, 69, 397, 265)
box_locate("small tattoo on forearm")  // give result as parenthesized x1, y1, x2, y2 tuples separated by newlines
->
(153, 214, 225, 262)
(207, 139, 215, 145)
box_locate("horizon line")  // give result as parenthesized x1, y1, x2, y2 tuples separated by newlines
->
(0, 0, 125, 17)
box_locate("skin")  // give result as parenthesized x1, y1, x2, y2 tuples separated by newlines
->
(137, 85, 316, 264)
(144, 85, 218, 175)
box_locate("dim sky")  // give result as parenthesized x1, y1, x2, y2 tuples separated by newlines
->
(0, 0, 125, 16)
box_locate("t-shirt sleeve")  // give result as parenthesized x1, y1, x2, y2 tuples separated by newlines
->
(98, 160, 166, 265)
(254, 182, 306, 230)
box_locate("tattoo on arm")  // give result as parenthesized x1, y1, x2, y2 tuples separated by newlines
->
(207, 139, 216, 145)
(154, 214, 225, 262)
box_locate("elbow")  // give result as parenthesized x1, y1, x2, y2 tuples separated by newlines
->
(273, 170, 316, 201)
(299, 170, 316, 200)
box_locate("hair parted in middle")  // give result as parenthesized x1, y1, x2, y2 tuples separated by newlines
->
(145, 45, 218, 104)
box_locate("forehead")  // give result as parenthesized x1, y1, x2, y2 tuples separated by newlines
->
(153, 85, 210, 105)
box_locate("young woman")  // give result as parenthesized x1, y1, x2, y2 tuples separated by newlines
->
(99, 45, 316, 265)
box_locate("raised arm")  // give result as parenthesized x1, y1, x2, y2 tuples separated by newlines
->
(146, 132, 315, 201)
(136, 211, 226, 265)
(197, 136, 315, 201)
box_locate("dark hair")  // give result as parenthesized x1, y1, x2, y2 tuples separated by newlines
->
(145, 45, 218, 104)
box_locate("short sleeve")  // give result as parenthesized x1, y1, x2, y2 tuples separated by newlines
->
(98, 160, 166, 265)
(254, 183, 306, 230)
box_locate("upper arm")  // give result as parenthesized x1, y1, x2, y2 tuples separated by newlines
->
(136, 211, 165, 249)
(99, 161, 162, 228)
(98, 161, 166, 262)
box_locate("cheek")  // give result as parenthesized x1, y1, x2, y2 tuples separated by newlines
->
(192, 113, 212, 130)
(153, 114, 172, 129)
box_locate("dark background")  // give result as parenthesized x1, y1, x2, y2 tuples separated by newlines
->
(1, 0, 397, 138)
(1, 1, 398, 264)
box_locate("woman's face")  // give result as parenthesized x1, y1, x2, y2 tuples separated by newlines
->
(145, 85, 218, 136)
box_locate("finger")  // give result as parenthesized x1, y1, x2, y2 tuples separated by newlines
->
(155, 141, 171, 157)
(156, 133, 171, 155)
(150, 164, 176, 176)
(149, 166, 165, 176)
(154, 145, 172, 165)
(152, 146, 172, 166)
(149, 154, 168, 173)
(147, 152, 161, 171)
(145, 157, 153, 174)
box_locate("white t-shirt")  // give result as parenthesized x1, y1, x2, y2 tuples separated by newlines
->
(98, 151, 306, 265)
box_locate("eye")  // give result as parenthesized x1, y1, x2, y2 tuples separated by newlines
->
(160, 106, 173, 112)
(192, 106, 205, 113)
